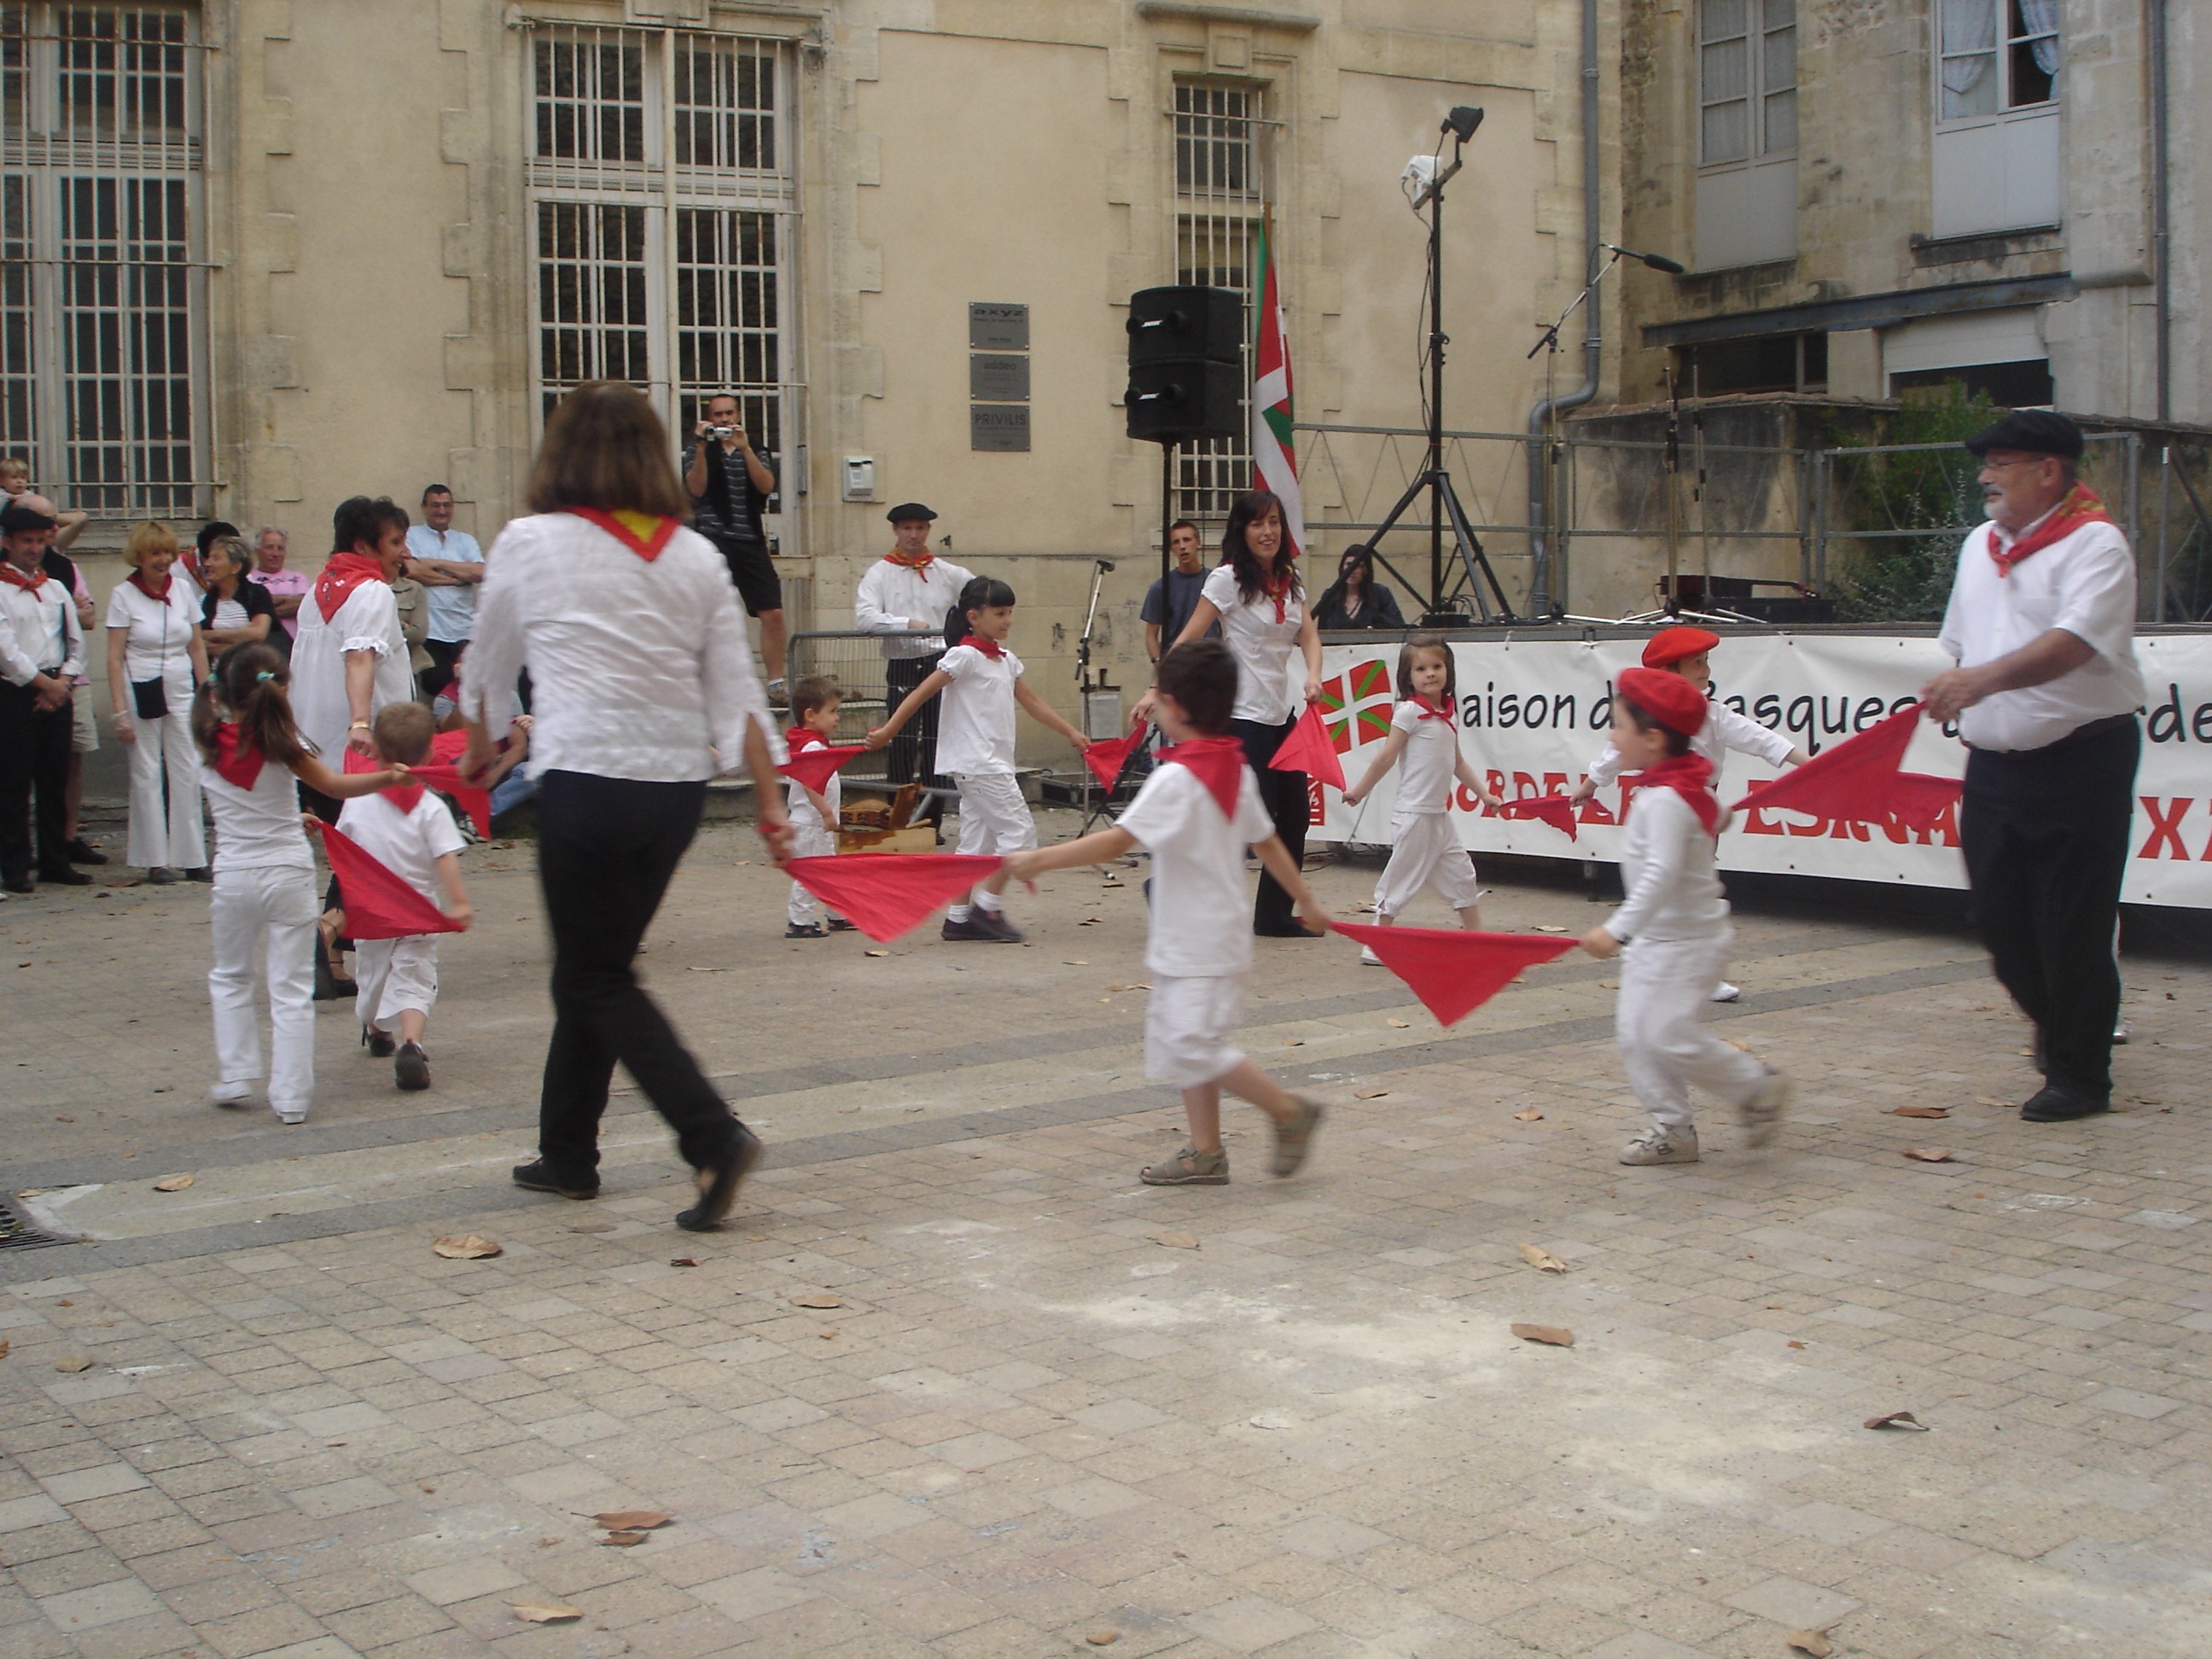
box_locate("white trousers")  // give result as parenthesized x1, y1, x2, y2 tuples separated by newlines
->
(1374, 812, 1483, 918)
(125, 699, 204, 870)
(354, 935, 440, 1027)
(1615, 929, 1764, 1130)
(1145, 973, 1248, 1088)
(208, 864, 319, 1112)
(952, 772, 1038, 858)
(788, 820, 838, 926)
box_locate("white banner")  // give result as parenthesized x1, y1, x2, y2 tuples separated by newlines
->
(1310, 632, 2212, 911)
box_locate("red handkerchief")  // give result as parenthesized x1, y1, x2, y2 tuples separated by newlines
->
(1731, 702, 1923, 825)
(783, 853, 1004, 942)
(312, 821, 466, 941)
(1331, 922, 1575, 1028)
(1499, 795, 1578, 841)
(1082, 725, 1150, 792)
(1159, 736, 1248, 817)
(1267, 702, 1347, 793)
(210, 725, 265, 791)
(346, 740, 491, 836)
(778, 741, 869, 796)
(1889, 771, 1962, 833)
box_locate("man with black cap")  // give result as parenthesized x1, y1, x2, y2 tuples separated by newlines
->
(0, 497, 88, 894)
(1922, 410, 2145, 1123)
(855, 504, 972, 826)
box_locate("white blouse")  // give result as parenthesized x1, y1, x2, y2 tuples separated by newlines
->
(1202, 562, 1306, 725)
(104, 578, 201, 687)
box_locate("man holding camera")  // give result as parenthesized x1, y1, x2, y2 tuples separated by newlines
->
(684, 394, 785, 699)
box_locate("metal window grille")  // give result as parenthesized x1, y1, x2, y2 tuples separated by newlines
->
(525, 24, 792, 514)
(0, 3, 206, 517)
(1170, 81, 1268, 527)
(1699, 0, 1795, 166)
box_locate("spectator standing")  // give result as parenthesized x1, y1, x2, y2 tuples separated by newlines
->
(683, 394, 786, 697)
(0, 498, 87, 893)
(1312, 545, 1406, 631)
(17, 494, 104, 867)
(404, 485, 484, 701)
(105, 521, 211, 882)
(390, 566, 433, 697)
(1143, 519, 1217, 664)
(248, 527, 310, 643)
(291, 497, 412, 807)
(854, 504, 971, 830)
(184, 518, 238, 597)
(199, 536, 276, 651)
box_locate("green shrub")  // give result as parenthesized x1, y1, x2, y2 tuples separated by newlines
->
(1827, 385, 1997, 623)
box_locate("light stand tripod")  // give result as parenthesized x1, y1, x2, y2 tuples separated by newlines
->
(1074, 556, 1121, 830)
(1616, 362, 1757, 626)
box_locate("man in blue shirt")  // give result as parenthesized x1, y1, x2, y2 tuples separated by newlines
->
(1142, 519, 1216, 663)
(403, 484, 484, 701)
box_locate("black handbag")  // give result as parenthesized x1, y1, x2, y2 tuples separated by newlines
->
(131, 678, 167, 719)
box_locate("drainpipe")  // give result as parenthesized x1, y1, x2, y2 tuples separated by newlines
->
(2150, 0, 2171, 422)
(1526, 0, 1602, 616)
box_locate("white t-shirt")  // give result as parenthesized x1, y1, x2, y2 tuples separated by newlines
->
(337, 789, 466, 905)
(1117, 758, 1275, 979)
(103, 577, 201, 689)
(1586, 699, 1796, 789)
(934, 643, 1022, 776)
(1390, 700, 1461, 817)
(293, 579, 411, 765)
(785, 744, 842, 832)
(200, 746, 314, 875)
(1201, 564, 1305, 725)
(1604, 784, 1730, 943)
(1937, 511, 2145, 752)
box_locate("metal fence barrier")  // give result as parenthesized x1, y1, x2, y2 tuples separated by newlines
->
(783, 628, 951, 806)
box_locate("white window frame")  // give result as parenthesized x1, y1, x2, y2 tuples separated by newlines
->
(1936, 0, 2058, 129)
(1930, 0, 2061, 237)
(1697, 0, 1796, 171)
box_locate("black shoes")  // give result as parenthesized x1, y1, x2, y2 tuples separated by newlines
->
(183, 867, 213, 883)
(38, 867, 92, 887)
(2021, 1084, 2110, 1123)
(785, 922, 826, 939)
(66, 838, 108, 865)
(394, 1043, 431, 1091)
(362, 1026, 397, 1058)
(826, 917, 858, 933)
(3, 877, 33, 895)
(511, 1159, 599, 1200)
(678, 1124, 763, 1232)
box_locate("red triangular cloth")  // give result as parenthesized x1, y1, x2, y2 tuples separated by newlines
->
(1082, 725, 1150, 792)
(1889, 771, 1962, 833)
(1730, 702, 1923, 825)
(783, 853, 1004, 942)
(778, 735, 869, 795)
(1331, 922, 1576, 1027)
(1160, 736, 1249, 816)
(344, 745, 492, 839)
(1499, 795, 1578, 841)
(311, 821, 466, 941)
(1267, 702, 1347, 792)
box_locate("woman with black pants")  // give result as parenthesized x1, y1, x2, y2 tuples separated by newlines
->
(1134, 490, 1324, 935)
(459, 382, 791, 1231)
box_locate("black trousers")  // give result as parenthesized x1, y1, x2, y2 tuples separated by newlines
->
(884, 651, 948, 824)
(1960, 717, 2139, 1101)
(0, 682, 72, 883)
(533, 770, 740, 1179)
(1231, 715, 1311, 933)
(422, 638, 466, 701)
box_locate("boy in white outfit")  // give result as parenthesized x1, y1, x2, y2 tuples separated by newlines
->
(783, 675, 853, 937)
(1580, 667, 1791, 1166)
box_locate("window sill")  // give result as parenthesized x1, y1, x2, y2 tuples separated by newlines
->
(1910, 224, 2061, 267)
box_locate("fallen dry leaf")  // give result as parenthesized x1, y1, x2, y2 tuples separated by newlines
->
(1386, 1017, 1410, 1028)
(418, 1480, 436, 1493)
(1532, 924, 1569, 933)
(1787, 1340, 1807, 1350)
(55, 1355, 94, 1373)
(1282, 1039, 1304, 1047)
(1062, 959, 1090, 966)
(152, 1173, 195, 1192)
(1087, 1633, 1120, 1647)
(1864, 1411, 1929, 1431)
(600, 1530, 647, 1546)
(1511, 1323, 1575, 1348)
(1512, 1107, 1545, 1122)
(1890, 1106, 1950, 1119)
(432, 1234, 502, 1260)
(568, 1220, 615, 1234)
(1786, 1632, 1836, 1657)
(1354, 1087, 1390, 1100)
(669, 1258, 697, 1268)
(1516, 1243, 1569, 1273)
(510, 1602, 584, 1624)
(1975, 1096, 2011, 1108)
(864, 949, 889, 958)
(1900, 1147, 1953, 1163)
(1599, 979, 1619, 989)
(790, 1292, 843, 1309)
(1249, 1412, 1295, 1429)
(1147, 1231, 1201, 1250)
(0, 1340, 9, 1359)
(818, 1329, 837, 1340)
(590, 1510, 672, 1530)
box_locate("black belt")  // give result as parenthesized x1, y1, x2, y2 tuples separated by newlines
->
(1967, 711, 2137, 755)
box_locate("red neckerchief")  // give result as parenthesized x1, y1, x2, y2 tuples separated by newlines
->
(568, 508, 678, 562)
(128, 570, 172, 602)
(1989, 483, 2114, 578)
(1408, 696, 1453, 722)
(884, 549, 934, 571)
(341, 748, 422, 813)
(1260, 565, 1295, 624)
(786, 727, 824, 752)
(312, 551, 387, 617)
(1629, 752, 1720, 835)
(1160, 735, 1247, 817)
(0, 562, 44, 594)
(210, 724, 266, 790)
(958, 633, 1004, 661)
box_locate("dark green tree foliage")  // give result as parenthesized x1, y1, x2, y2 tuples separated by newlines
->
(1828, 385, 1998, 623)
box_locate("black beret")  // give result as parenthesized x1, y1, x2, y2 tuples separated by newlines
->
(1964, 409, 2085, 461)
(884, 502, 937, 524)
(0, 501, 55, 533)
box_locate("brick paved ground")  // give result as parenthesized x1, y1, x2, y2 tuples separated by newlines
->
(3, 815, 2209, 1658)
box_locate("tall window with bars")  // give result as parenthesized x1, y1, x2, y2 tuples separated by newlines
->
(527, 26, 791, 505)
(1170, 81, 1269, 527)
(0, 3, 202, 517)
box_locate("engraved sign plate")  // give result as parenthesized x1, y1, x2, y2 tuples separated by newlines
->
(969, 352, 1030, 402)
(969, 302, 1029, 352)
(970, 404, 1031, 452)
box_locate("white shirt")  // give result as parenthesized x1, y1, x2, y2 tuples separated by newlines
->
(461, 512, 781, 783)
(1937, 509, 2145, 752)
(1202, 564, 1305, 725)
(338, 789, 466, 905)
(786, 744, 841, 832)
(1118, 758, 1276, 978)
(1389, 700, 1461, 817)
(1586, 699, 1795, 789)
(200, 745, 313, 875)
(1604, 785, 1730, 943)
(408, 525, 485, 643)
(292, 577, 411, 766)
(2, 569, 83, 687)
(854, 557, 975, 659)
(933, 643, 1022, 776)
(103, 577, 200, 688)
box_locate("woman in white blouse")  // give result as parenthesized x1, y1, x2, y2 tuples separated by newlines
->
(107, 521, 212, 882)
(1135, 490, 1324, 935)
(460, 381, 791, 1233)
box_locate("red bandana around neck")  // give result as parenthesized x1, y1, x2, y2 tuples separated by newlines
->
(1409, 696, 1453, 722)
(1160, 734, 1248, 817)
(568, 508, 678, 562)
(1989, 483, 2114, 578)
(1630, 752, 1720, 835)
(0, 562, 45, 594)
(1260, 567, 1295, 624)
(786, 727, 825, 753)
(958, 634, 1004, 661)
(210, 723, 266, 790)
(128, 569, 173, 603)
(313, 551, 387, 618)
(884, 549, 934, 571)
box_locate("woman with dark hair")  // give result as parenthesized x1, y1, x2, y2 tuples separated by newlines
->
(1312, 545, 1406, 630)
(1132, 490, 1324, 936)
(199, 537, 276, 651)
(459, 381, 791, 1232)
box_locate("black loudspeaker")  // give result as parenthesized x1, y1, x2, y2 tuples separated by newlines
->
(1126, 285, 1243, 366)
(1125, 358, 1243, 442)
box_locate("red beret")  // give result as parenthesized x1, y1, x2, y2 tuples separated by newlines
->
(1642, 626, 1720, 668)
(1617, 667, 1709, 738)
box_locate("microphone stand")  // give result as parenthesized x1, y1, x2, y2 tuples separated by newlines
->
(1075, 557, 1120, 830)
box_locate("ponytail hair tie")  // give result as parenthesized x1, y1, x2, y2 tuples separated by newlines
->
(255, 670, 276, 684)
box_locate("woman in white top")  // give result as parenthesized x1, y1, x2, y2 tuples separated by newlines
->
(106, 521, 211, 881)
(1135, 491, 1324, 935)
(460, 381, 791, 1234)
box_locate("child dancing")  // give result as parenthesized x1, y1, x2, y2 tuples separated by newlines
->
(1004, 639, 1326, 1186)
(192, 643, 405, 1123)
(868, 574, 1089, 943)
(783, 674, 853, 938)
(1340, 633, 1503, 964)
(1580, 667, 1790, 1166)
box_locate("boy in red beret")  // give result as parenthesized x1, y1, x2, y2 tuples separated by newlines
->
(1570, 625, 1809, 1002)
(1580, 668, 1791, 1166)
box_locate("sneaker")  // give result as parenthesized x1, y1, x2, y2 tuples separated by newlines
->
(1620, 1123, 1700, 1166)
(940, 915, 1000, 942)
(511, 1158, 598, 1200)
(1711, 981, 1742, 1003)
(972, 908, 1025, 943)
(1738, 1070, 1792, 1149)
(784, 922, 826, 939)
(1271, 1096, 1324, 1178)
(362, 1026, 396, 1058)
(394, 1042, 431, 1091)
(766, 678, 789, 707)
(1359, 946, 1384, 967)
(208, 1080, 253, 1107)
(274, 1104, 308, 1126)
(1140, 1144, 1229, 1185)
(66, 838, 108, 866)
(826, 917, 858, 932)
